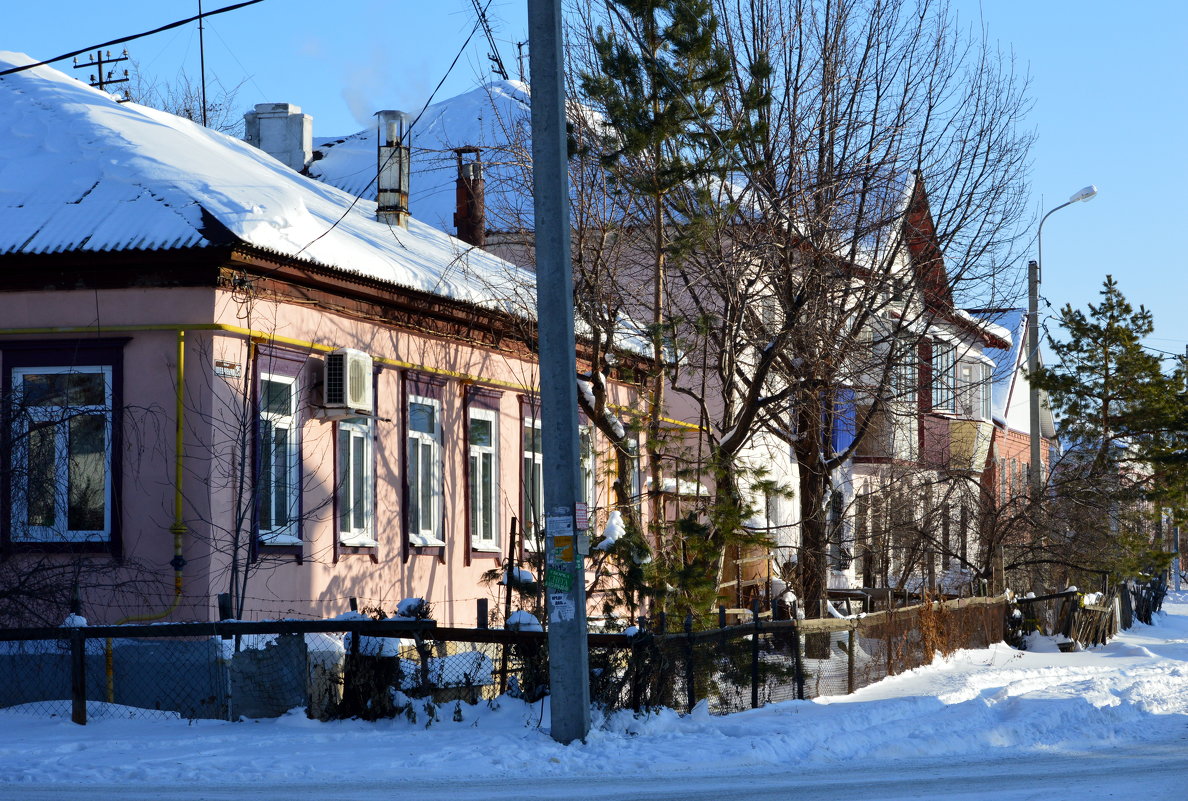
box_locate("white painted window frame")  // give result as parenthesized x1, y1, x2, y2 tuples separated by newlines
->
(11, 365, 113, 543)
(522, 415, 544, 550)
(258, 373, 301, 545)
(337, 417, 375, 547)
(408, 395, 444, 547)
(468, 407, 500, 552)
(578, 424, 597, 510)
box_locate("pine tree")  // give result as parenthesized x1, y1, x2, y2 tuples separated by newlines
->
(578, 0, 770, 618)
(1036, 276, 1179, 472)
(1031, 276, 1183, 577)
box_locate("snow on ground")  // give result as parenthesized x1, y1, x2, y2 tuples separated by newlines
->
(4, 594, 1188, 798)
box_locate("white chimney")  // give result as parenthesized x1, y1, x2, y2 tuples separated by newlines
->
(244, 103, 312, 172)
(376, 110, 410, 228)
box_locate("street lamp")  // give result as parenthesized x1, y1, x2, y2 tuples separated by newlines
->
(1029, 185, 1098, 498)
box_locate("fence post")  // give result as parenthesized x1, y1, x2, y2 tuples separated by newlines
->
(792, 601, 805, 701)
(657, 612, 667, 636)
(477, 598, 489, 629)
(684, 613, 695, 713)
(847, 625, 856, 694)
(751, 598, 761, 709)
(70, 628, 87, 725)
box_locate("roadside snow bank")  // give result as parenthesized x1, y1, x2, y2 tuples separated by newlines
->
(3, 595, 1188, 789)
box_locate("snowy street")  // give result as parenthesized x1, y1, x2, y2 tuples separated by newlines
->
(5, 595, 1188, 800)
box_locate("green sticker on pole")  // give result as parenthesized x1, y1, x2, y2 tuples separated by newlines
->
(546, 569, 574, 592)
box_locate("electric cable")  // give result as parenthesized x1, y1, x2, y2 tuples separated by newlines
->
(0, 1, 267, 77)
(294, 2, 491, 257)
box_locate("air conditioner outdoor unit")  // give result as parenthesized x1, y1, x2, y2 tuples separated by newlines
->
(322, 348, 374, 415)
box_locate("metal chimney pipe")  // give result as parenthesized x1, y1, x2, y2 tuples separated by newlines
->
(376, 110, 410, 228)
(453, 146, 486, 247)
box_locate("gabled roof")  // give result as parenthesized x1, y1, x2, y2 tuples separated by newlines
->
(981, 309, 1024, 424)
(0, 53, 532, 315)
(899, 173, 1009, 350)
(903, 170, 954, 313)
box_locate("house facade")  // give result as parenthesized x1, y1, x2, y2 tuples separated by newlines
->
(0, 54, 641, 626)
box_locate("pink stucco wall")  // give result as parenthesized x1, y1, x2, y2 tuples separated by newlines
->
(0, 285, 638, 626)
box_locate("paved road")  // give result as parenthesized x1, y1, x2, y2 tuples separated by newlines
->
(10, 742, 1183, 801)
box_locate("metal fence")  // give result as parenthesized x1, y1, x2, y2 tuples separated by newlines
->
(596, 596, 1007, 715)
(1009, 579, 1166, 650)
(0, 595, 1009, 724)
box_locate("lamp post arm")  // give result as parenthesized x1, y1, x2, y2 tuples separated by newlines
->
(1029, 199, 1074, 500)
(1035, 199, 1075, 285)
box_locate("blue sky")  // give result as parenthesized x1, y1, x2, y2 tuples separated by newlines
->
(6, 0, 1186, 363)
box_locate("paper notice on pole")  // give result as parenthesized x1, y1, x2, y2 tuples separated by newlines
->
(549, 591, 575, 622)
(551, 536, 574, 563)
(547, 516, 575, 562)
(546, 515, 574, 537)
(545, 568, 574, 592)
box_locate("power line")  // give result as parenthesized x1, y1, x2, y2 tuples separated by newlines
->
(295, 6, 489, 257)
(470, 0, 510, 80)
(0, 0, 266, 77)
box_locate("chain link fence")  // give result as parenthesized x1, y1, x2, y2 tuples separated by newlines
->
(0, 594, 1015, 724)
(588, 596, 1007, 715)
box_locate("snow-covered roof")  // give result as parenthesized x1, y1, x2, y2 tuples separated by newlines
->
(0, 53, 533, 315)
(311, 80, 536, 235)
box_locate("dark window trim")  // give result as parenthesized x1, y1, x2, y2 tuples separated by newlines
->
(0, 338, 129, 556)
(405, 370, 447, 400)
(466, 384, 502, 411)
(518, 393, 540, 418)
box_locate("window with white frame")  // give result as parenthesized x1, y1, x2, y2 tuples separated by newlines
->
(957, 360, 979, 417)
(11, 366, 113, 542)
(578, 424, 596, 509)
(468, 408, 499, 551)
(337, 418, 374, 547)
(258, 374, 300, 544)
(932, 341, 956, 412)
(627, 434, 642, 503)
(407, 396, 443, 546)
(981, 362, 994, 420)
(522, 414, 543, 548)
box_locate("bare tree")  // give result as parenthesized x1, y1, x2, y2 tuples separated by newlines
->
(127, 61, 246, 136)
(2, 385, 162, 626)
(564, 0, 1033, 615)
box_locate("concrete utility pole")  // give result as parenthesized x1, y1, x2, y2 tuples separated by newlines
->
(1028, 259, 1042, 499)
(1030, 185, 1098, 499)
(527, 0, 592, 744)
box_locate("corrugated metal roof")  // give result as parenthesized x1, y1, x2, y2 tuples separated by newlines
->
(0, 51, 534, 316)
